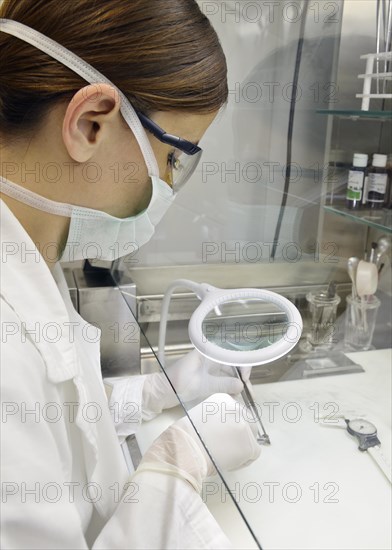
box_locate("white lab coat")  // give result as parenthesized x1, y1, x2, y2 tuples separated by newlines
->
(0, 199, 231, 549)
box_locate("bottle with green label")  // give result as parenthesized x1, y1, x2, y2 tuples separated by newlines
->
(345, 153, 368, 209)
(367, 154, 388, 209)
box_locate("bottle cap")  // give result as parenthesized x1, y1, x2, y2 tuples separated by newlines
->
(372, 153, 387, 168)
(352, 153, 368, 167)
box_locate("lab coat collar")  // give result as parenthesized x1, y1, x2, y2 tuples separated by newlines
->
(0, 199, 79, 383)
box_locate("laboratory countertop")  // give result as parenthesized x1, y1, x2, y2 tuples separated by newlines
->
(135, 349, 392, 550)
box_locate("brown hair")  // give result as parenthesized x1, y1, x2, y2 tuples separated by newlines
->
(0, 0, 227, 136)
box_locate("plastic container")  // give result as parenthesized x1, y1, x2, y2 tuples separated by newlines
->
(346, 153, 368, 209)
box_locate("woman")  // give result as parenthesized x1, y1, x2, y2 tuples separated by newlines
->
(0, 1, 260, 548)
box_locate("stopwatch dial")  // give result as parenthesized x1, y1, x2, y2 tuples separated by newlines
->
(348, 419, 377, 435)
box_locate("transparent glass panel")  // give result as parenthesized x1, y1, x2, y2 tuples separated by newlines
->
(324, 204, 392, 233)
(202, 299, 289, 351)
(133, 302, 263, 549)
(124, 0, 344, 274)
(317, 109, 392, 119)
(110, 0, 392, 548)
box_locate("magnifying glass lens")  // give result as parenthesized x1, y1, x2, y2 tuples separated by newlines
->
(201, 298, 290, 352)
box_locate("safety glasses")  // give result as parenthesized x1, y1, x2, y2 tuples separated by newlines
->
(137, 111, 203, 193)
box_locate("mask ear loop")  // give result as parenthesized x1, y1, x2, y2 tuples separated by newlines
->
(0, 18, 160, 178)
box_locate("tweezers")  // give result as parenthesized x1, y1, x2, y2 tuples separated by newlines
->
(236, 367, 271, 445)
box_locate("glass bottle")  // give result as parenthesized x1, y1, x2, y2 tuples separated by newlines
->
(345, 153, 368, 209)
(366, 154, 388, 209)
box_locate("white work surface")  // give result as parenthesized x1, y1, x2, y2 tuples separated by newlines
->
(136, 349, 392, 550)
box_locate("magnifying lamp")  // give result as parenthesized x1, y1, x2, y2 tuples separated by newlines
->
(158, 279, 303, 444)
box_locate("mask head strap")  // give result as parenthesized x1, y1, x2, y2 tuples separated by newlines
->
(0, 18, 160, 177)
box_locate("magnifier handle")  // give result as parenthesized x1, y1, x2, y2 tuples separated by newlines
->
(236, 368, 271, 445)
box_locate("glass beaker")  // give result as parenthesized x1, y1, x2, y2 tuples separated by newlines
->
(344, 295, 380, 351)
(306, 290, 341, 349)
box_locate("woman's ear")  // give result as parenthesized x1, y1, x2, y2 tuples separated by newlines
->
(62, 83, 121, 163)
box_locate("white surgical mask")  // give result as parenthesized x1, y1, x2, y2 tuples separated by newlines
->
(0, 19, 176, 261)
(0, 175, 174, 262)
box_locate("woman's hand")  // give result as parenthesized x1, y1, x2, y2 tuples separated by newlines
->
(135, 393, 261, 493)
(142, 349, 245, 416)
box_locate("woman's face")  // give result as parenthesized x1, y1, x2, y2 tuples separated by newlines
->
(0, 83, 219, 267)
(115, 109, 217, 215)
(59, 84, 218, 219)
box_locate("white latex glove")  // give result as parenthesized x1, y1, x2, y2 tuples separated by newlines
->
(142, 349, 244, 418)
(236, 365, 251, 383)
(135, 393, 261, 493)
